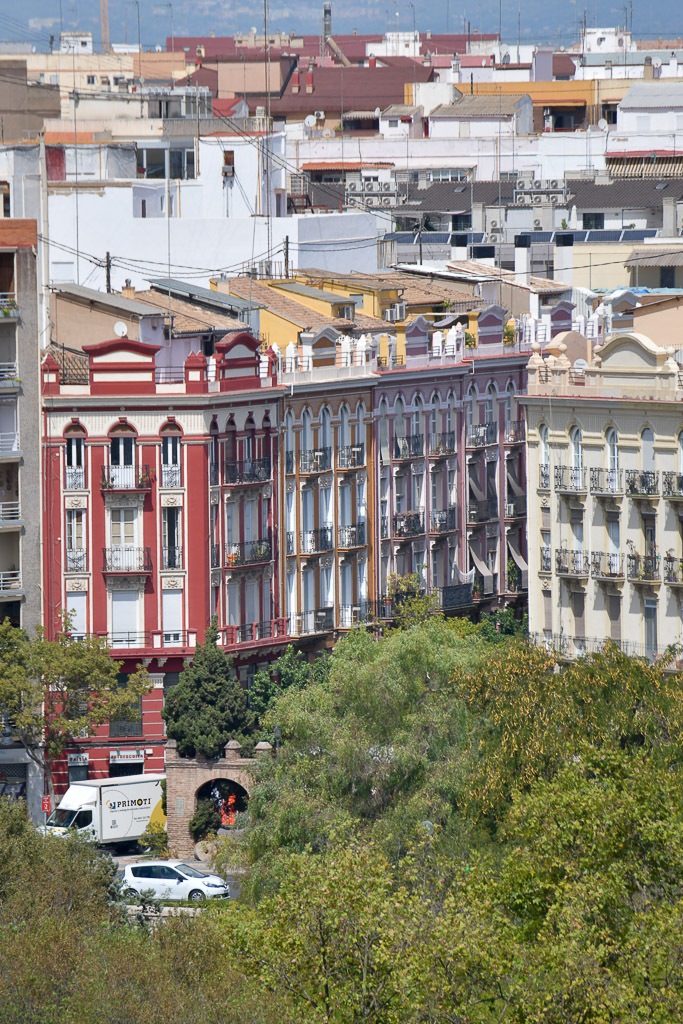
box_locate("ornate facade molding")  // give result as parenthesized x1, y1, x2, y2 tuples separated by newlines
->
(106, 576, 146, 592)
(65, 495, 88, 510)
(103, 492, 144, 509)
(161, 575, 184, 590)
(65, 576, 88, 592)
(160, 492, 183, 507)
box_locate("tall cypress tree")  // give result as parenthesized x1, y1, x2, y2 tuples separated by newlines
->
(162, 620, 254, 757)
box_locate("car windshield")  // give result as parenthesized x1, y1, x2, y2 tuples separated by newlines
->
(178, 863, 209, 878)
(46, 808, 77, 828)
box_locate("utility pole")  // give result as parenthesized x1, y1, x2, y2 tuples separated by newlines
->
(418, 215, 423, 264)
(284, 235, 289, 278)
(105, 251, 112, 293)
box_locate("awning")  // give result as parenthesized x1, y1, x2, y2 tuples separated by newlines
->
(507, 467, 524, 497)
(468, 470, 486, 502)
(606, 154, 683, 177)
(625, 249, 683, 268)
(470, 545, 494, 594)
(508, 536, 529, 590)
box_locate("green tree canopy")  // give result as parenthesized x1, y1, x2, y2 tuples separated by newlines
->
(162, 619, 254, 757)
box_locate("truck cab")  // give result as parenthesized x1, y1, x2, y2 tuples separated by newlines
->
(44, 787, 97, 839)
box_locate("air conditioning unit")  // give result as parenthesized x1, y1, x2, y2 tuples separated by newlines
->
(394, 302, 406, 320)
(365, 195, 378, 206)
(550, 194, 559, 204)
(516, 195, 530, 205)
(380, 196, 392, 206)
(384, 308, 398, 322)
(517, 179, 531, 190)
(533, 179, 543, 188)
(382, 181, 393, 191)
(347, 181, 359, 192)
(365, 181, 380, 192)
(533, 219, 542, 229)
(506, 502, 515, 517)
(532, 194, 543, 204)
(548, 179, 559, 188)
(314, 110, 325, 120)
(490, 220, 498, 228)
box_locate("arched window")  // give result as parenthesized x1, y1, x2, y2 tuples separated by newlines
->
(412, 397, 422, 438)
(394, 398, 406, 438)
(209, 420, 219, 485)
(466, 386, 476, 433)
(485, 383, 496, 424)
(285, 411, 294, 473)
(505, 382, 515, 426)
(540, 424, 549, 466)
(379, 400, 389, 463)
(108, 422, 136, 488)
(301, 409, 312, 451)
(320, 407, 331, 450)
(446, 394, 454, 436)
(570, 426, 583, 474)
(339, 405, 349, 448)
(160, 422, 182, 488)
(606, 428, 619, 479)
(642, 427, 655, 473)
(65, 424, 86, 489)
(244, 414, 256, 462)
(429, 394, 438, 439)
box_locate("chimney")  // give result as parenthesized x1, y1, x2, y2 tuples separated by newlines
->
(553, 232, 574, 286)
(451, 233, 470, 261)
(121, 278, 136, 299)
(323, 2, 331, 39)
(305, 65, 314, 93)
(643, 55, 654, 79)
(369, 54, 376, 67)
(514, 234, 531, 285)
(291, 68, 300, 93)
(662, 196, 676, 236)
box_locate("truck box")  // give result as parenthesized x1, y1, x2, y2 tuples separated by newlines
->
(46, 774, 165, 844)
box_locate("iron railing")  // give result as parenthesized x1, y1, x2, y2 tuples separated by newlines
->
(626, 553, 660, 581)
(380, 516, 389, 539)
(662, 472, 683, 499)
(285, 451, 294, 474)
(338, 524, 366, 547)
(540, 547, 552, 572)
(539, 464, 550, 489)
(435, 583, 473, 609)
(102, 547, 152, 572)
(210, 544, 220, 568)
(295, 608, 334, 635)
(466, 421, 497, 447)
(101, 465, 152, 490)
(339, 603, 370, 627)
(65, 466, 85, 489)
(300, 448, 332, 474)
(429, 431, 456, 457)
(555, 466, 586, 492)
(223, 619, 289, 646)
(0, 501, 20, 524)
(285, 531, 295, 555)
(224, 457, 271, 484)
(209, 462, 219, 486)
(300, 527, 333, 553)
(160, 464, 181, 488)
(591, 551, 623, 578)
(394, 434, 424, 459)
(162, 546, 183, 570)
(625, 470, 659, 497)
(338, 444, 365, 469)
(504, 419, 525, 443)
(555, 549, 589, 576)
(590, 468, 622, 495)
(393, 509, 425, 536)
(663, 556, 683, 584)
(65, 548, 87, 572)
(225, 539, 272, 565)
(430, 507, 457, 533)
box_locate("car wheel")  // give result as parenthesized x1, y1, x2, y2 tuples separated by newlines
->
(188, 889, 205, 903)
(123, 888, 138, 900)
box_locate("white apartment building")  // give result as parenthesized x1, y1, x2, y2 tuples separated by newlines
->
(522, 330, 683, 661)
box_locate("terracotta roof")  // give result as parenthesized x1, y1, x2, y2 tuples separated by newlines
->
(445, 259, 568, 295)
(553, 53, 577, 77)
(44, 131, 95, 143)
(297, 268, 475, 307)
(258, 64, 435, 116)
(134, 290, 248, 333)
(300, 161, 394, 171)
(430, 94, 528, 117)
(226, 278, 386, 332)
(177, 66, 218, 93)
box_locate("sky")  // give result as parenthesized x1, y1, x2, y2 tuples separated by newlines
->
(0, 0, 677, 52)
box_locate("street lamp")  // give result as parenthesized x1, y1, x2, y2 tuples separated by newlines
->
(155, 3, 175, 88)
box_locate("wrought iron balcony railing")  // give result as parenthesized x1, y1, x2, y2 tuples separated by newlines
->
(338, 444, 365, 469)
(295, 608, 334, 635)
(300, 448, 331, 474)
(555, 548, 589, 576)
(162, 546, 183, 570)
(429, 431, 455, 457)
(160, 464, 181, 488)
(590, 468, 622, 495)
(625, 470, 659, 498)
(627, 553, 660, 581)
(338, 524, 366, 548)
(664, 556, 683, 584)
(429, 507, 457, 533)
(466, 421, 497, 447)
(225, 539, 272, 566)
(540, 547, 551, 572)
(393, 509, 425, 537)
(504, 419, 525, 444)
(224, 457, 271, 484)
(65, 466, 86, 490)
(102, 547, 152, 572)
(539, 464, 550, 489)
(591, 551, 623, 579)
(662, 472, 683, 499)
(300, 527, 333, 553)
(101, 465, 152, 491)
(65, 548, 87, 573)
(554, 466, 586, 493)
(394, 433, 424, 459)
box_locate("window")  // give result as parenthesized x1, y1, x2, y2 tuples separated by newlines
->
(162, 508, 181, 568)
(86, 74, 96, 85)
(162, 589, 183, 645)
(388, 119, 399, 127)
(66, 510, 86, 572)
(109, 433, 135, 488)
(111, 508, 136, 548)
(570, 427, 583, 471)
(340, 406, 349, 447)
(607, 428, 619, 472)
(65, 433, 85, 488)
(429, 168, 471, 182)
(540, 424, 549, 466)
(68, 762, 89, 784)
(451, 213, 472, 231)
(485, 384, 495, 424)
(161, 432, 181, 487)
(505, 383, 514, 425)
(644, 599, 658, 660)
(582, 212, 604, 230)
(642, 428, 655, 472)
(66, 591, 87, 639)
(661, 266, 676, 289)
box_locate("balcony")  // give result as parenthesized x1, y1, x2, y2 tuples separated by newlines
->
(211, 543, 220, 568)
(225, 539, 272, 566)
(210, 462, 219, 486)
(429, 431, 456, 457)
(590, 468, 622, 497)
(65, 548, 88, 573)
(435, 583, 473, 610)
(101, 465, 152, 491)
(664, 556, 683, 586)
(554, 466, 586, 494)
(0, 293, 19, 319)
(0, 432, 20, 458)
(0, 363, 20, 388)
(472, 573, 498, 601)
(160, 464, 182, 488)
(394, 434, 424, 460)
(380, 516, 389, 539)
(504, 420, 525, 444)
(93, 630, 196, 652)
(466, 421, 497, 448)
(662, 472, 683, 501)
(300, 527, 333, 554)
(466, 499, 498, 524)
(0, 571, 22, 595)
(505, 495, 526, 518)
(591, 551, 624, 580)
(429, 507, 457, 533)
(65, 466, 86, 490)
(294, 608, 334, 635)
(540, 547, 551, 573)
(625, 470, 659, 499)
(338, 524, 366, 548)
(555, 549, 589, 577)
(162, 546, 183, 570)
(339, 603, 370, 628)
(285, 451, 294, 474)
(393, 509, 425, 537)
(222, 619, 290, 648)
(300, 448, 331, 474)
(224, 457, 271, 485)
(102, 547, 152, 573)
(285, 531, 295, 555)
(539, 464, 550, 490)
(338, 444, 365, 470)
(626, 553, 660, 583)
(0, 502, 21, 528)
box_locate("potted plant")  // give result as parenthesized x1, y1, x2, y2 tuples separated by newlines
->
(507, 557, 520, 592)
(502, 323, 515, 346)
(464, 330, 476, 348)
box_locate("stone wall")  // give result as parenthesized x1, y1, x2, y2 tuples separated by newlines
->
(165, 738, 271, 857)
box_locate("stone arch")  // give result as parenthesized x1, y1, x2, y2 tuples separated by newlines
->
(165, 738, 271, 857)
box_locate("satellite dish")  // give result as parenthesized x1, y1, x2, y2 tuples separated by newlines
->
(304, 114, 316, 128)
(113, 321, 128, 338)
(598, 118, 608, 131)
(653, 58, 662, 68)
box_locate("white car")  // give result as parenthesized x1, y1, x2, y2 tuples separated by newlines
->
(122, 860, 230, 902)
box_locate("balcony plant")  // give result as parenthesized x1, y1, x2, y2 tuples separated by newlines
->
(0, 298, 18, 317)
(507, 557, 520, 593)
(464, 330, 476, 348)
(502, 323, 516, 345)
(250, 541, 270, 562)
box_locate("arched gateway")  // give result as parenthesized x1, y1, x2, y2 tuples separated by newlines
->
(165, 738, 272, 857)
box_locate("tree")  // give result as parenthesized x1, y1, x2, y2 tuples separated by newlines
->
(250, 645, 330, 723)
(0, 619, 150, 805)
(162, 619, 254, 758)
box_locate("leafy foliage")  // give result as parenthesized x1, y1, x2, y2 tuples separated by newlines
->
(162, 619, 254, 757)
(250, 645, 330, 724)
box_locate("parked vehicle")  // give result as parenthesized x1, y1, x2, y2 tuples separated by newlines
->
(43, 774, 165, 847)
(122, 860, 230, 902)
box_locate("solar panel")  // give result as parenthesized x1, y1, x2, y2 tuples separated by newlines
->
(620, 229, 659, 241)
(528, 232, 554, 243)
(423, 233, 451, 244)
(586, 230, 623, 242)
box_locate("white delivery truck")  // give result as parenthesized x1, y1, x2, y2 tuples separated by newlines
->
(43, 774, 166, 847)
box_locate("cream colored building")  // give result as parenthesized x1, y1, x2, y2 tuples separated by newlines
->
(522, 330, 683, 660)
